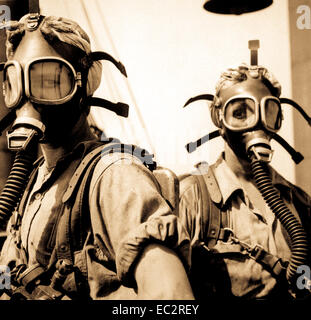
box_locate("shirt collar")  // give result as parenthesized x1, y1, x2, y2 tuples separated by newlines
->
(212, 152, 292, 205)
(32, 138, 100, 167)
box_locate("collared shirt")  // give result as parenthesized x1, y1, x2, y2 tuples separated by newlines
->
(0, 140, 190, 299)
(179, 153, 311, 298)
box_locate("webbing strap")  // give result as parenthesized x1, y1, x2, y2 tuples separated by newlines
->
(231, 236, 288, 277)
(195, 175, 209, 243)
(192, 164, 289, 281)
(62, 142, 156, 203)
(56, 142, 153, 265)
(56, 152, 102, 264)
(195, 166, 223, 248)
(62, 144, 109, 203)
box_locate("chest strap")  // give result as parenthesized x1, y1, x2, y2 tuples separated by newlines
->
(230, 234, 288, 278)
(52, 142, 156, 295)
(194, 163, 289, 279)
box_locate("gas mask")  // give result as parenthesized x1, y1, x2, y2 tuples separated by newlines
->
(217, 75, 282, 162)
(184, 40, 310, 165)
(183, 40, 311, 288)
(0, 13, 129, 151)
(0, 13, 130, 230)
(3, 55, 82, 149)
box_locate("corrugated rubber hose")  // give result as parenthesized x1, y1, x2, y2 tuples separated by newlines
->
(0, 149, 35, 228)
(251, 158, 309, 286)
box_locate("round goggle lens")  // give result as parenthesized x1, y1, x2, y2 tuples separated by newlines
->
(224, 98, 256, 129)
(29, 61, 75, 101)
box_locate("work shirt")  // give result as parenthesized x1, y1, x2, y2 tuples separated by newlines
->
(179, 153, 311, 299)
(0, 140, 190, 299)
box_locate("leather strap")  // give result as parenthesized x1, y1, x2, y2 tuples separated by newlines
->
(196, 165, 223, 248)
(231, 236, 288, 278)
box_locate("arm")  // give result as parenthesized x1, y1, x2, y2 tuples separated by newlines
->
(89, 154, 193, 299)
(134, 243, 194, 299)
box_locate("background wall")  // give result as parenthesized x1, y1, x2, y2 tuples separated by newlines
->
(1, 0, 310, 194)
(289, 0, 311, 195)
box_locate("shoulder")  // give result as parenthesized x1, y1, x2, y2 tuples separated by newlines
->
(179, 174, 203, 207)
(89, 149, 159, 192)
(270, 166, 311, 207)
(179, 174, 200, 194)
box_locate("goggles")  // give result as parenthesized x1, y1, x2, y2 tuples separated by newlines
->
(220, 95, 282, 132)
(2, 57, 82, 109)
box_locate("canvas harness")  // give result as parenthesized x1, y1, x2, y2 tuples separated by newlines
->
(180, 164, 289, 280)
(8, 141, 159, 299)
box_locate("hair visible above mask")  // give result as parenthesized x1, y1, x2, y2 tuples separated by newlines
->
(210, 64, 282, 128)
(5, 14, 102, 97)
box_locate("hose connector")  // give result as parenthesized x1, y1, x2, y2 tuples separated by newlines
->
(243, 130, 273, 162)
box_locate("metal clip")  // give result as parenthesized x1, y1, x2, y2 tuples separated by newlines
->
(249, 244, 264, 261)
(27, 13, 41, 30)
(76, 72, 82, 87)
(231, 236, 264, 261)
(222, 227, 234, 242)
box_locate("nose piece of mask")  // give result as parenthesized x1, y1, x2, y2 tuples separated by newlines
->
(243, 130, 274, 162)
(6, 117, 46, 151)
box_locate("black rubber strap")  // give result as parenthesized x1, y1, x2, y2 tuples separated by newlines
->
(29, 0, 40, 14)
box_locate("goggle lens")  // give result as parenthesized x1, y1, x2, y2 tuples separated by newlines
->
(224, 98, 256, 129)
(264, 98, 282, 131)
(3, 65, 20, 108)
(29, 61, 75, 101)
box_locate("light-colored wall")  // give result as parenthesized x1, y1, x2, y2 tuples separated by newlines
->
(40, 0, 301, 187)
(289, 0, 311, 195)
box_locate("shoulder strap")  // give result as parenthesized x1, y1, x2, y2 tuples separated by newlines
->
(50, 141, 157, 295)
(62, 142, 156, 204)
(197, 166, 223, 248)
(179, 166, 224, 249)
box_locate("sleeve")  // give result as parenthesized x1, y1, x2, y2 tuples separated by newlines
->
(88, 153, 191, 287)
(178, 175, 203, 247)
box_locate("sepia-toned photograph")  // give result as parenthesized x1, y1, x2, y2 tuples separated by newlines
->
(0, 0, 310, 317)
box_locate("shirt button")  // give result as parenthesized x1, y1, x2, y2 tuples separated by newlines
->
(35, 193, 42, 200)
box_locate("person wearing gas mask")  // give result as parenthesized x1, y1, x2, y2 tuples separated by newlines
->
(179, 62, 311, 299)
(0, 13, 194, 300)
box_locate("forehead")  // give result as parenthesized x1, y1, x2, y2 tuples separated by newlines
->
(11, 29, 63, 65)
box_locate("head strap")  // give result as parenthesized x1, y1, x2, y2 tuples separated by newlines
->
(90, 51, 127, 77)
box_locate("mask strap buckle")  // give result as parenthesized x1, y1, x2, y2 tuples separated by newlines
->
(26, 13, 41, 30)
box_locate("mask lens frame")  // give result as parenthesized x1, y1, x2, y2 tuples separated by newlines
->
(222, 95, 259, 132)
(221, 95, 282, 133)
(261, 96, 282, 132)
(3, 61, 23, 109)
(2, 57, 81, 109)
(25, 57, 79, 106)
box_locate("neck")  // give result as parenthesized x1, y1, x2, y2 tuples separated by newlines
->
(224, 142, 253, 182)
(40, 114, 96, 169)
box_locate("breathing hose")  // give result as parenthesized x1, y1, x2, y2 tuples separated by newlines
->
(0, 146, 36, 229)
(251, 157, 309, 286)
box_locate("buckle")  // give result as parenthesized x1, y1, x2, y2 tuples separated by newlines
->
(249, 244, 264, 261)
(27, 13, 41, 30)
(222, 227, 234, 242)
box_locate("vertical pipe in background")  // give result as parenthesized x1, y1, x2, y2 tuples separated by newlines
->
(0, 1, 28, 243)
(288, 0, 311, 195)
(0, 0, 29, 194)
